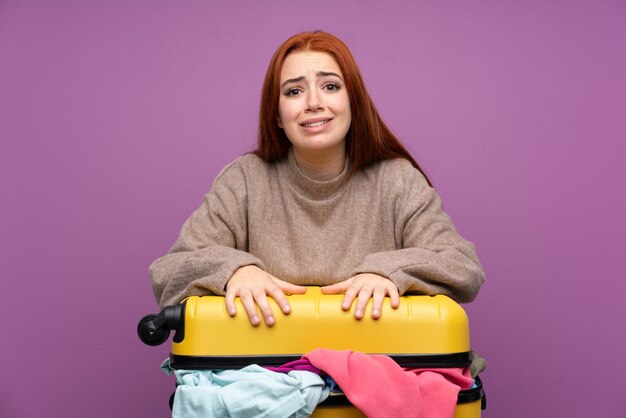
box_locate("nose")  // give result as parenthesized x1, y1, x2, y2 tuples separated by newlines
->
(305, 89, 323, 112)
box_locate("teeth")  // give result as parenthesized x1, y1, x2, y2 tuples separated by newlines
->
(303, 120, 330, 128)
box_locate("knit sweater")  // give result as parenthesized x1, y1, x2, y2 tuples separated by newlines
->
(150, 149, 485, 309)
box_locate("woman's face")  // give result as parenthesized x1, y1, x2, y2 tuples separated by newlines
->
(277, 51, 351, 160)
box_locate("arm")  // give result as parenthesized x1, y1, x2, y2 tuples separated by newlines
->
(149, 161, 265, 308)
(351, 164, 485, 303)
(149, 159, 306, 324)
(322, 161, 485, 316)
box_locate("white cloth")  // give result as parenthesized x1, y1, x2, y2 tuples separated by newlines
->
(161, 359, 329, 418)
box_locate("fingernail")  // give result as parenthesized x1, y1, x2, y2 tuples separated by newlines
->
(252, 315, 259, 325)
(372, 309, 379, 316)
(267, 316, 274, 326)
(283, 304, 291, 313)
(355, 308, 362, 317)
(228, 308, 236, 316)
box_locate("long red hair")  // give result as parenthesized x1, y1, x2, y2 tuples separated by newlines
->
(255, 31, 431, 185)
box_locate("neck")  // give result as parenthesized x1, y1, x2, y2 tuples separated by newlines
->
(293, 147, 346, 181)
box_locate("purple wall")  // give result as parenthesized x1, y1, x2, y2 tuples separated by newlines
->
(2, 1, 625, 416)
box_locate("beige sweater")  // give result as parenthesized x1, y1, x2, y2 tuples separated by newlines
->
(150, 150, 485, 308)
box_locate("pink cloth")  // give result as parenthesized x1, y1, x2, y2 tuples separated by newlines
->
(304, 349, 474, 418)
(265, 358, 324, 376)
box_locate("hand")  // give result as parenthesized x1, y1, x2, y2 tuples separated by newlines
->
(225, 265, 307, 326)
(320, 273, 400, 319)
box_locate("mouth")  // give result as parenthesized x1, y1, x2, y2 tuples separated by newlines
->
(300, 118, 332, 128)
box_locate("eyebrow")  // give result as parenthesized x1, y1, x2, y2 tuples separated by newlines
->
(280, 71, 344, 89)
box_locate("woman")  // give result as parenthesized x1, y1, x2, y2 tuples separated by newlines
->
(149, 31, 485, 327)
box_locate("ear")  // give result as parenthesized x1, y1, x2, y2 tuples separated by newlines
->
(276, 116, 283, 129)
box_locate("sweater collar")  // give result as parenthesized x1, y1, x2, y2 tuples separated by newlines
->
(283, 147, 350, 200)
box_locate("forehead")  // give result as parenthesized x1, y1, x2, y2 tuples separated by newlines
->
(280, 51, 343, 81)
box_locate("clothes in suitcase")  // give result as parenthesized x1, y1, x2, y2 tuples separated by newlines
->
(138, 287, 486, 417)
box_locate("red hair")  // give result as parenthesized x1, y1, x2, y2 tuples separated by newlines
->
(255, 31, 431, 185)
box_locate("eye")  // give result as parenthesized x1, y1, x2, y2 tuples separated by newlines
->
(324, 82, 341, 91)
(285, 88, 302, 97)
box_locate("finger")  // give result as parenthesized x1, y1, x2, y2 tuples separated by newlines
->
(224, 289, 237, 317)
(371, 287, 386, 319)
(320, 281, 349, 294)
(252, 290, 275, 326)
(341, 285, 359, 311)
(267, 286, 292, 315)
(239, 290, 261, 326)
(275, 279, 308, 295)
(388, 284, 400, 309)
(354, 286, 373, 319)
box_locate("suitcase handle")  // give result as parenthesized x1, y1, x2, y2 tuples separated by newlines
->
(137, 303, 186, 346)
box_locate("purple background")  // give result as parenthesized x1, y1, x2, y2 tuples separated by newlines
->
(2, 1, 625, 417)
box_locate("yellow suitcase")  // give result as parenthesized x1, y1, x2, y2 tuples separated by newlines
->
(138, 287, 485, 417)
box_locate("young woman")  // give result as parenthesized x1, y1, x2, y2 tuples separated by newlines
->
(149, 31, 485, 327)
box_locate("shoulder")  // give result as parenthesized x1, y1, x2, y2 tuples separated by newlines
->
(361, 158, 430, 192)
(213, 153, 272, 186)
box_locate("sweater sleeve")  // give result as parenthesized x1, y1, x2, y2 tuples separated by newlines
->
(149, 160, 265, 308)
(350, 164, 485, 303)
